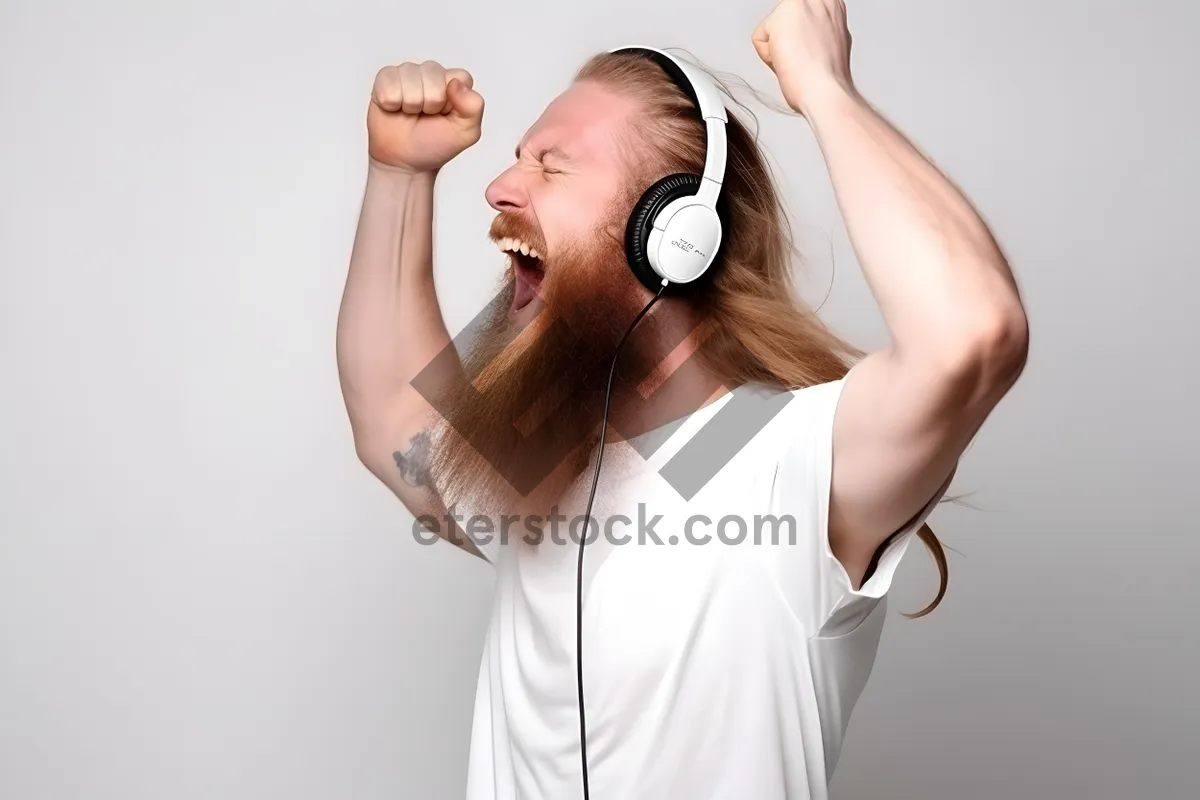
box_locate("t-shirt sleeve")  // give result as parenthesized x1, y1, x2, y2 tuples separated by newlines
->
(770, 372, 956, 638)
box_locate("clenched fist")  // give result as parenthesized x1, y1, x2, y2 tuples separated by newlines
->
(367, 60, 485, 174)
(752, 0, 854, 116)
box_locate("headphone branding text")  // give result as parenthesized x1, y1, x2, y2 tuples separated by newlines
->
(670, 238, 707, 258)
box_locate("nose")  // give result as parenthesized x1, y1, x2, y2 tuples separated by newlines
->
(485, 165, 528, 213)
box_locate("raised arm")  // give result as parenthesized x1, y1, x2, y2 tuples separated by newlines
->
(754, 1, 1029, 586)
(336, 60, 486, 559)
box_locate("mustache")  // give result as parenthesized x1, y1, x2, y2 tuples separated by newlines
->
(488, 213, 546, 256)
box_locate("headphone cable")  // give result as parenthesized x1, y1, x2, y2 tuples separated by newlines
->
(577, 278, 668, 800)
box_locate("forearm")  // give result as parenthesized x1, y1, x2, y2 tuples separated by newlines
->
(336, 160, 453, 436)
(804, 80, 1025, 362)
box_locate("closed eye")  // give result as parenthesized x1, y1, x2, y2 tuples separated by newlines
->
(515, 143, 574, 175)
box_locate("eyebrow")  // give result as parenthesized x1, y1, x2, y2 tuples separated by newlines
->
(515, 143, 574, 163)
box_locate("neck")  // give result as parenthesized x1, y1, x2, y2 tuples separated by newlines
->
(605, 297, 730, 443)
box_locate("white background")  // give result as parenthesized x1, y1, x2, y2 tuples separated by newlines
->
(2, 1, 1197, 797)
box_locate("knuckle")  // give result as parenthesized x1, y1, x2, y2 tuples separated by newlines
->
(375, 86, 397, 106)
(373, 65, 394, 87)
(422, 63, 447, 99)
(372, 67, 398, 103)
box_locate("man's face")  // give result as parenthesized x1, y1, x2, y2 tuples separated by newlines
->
(484, 79, 642, 327)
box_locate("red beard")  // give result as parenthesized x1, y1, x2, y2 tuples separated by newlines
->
(413, 211, 667, 529)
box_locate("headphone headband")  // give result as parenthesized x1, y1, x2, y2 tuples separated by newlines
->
(606, 46, 728, 209)
(607, 46, 729, 288)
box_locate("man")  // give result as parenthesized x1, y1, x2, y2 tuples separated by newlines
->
(336, 1, 1028, 797)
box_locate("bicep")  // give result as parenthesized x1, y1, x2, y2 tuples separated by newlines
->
(827, 349, 1002, 584)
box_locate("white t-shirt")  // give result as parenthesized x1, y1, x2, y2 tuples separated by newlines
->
(460, 374, 953, 800)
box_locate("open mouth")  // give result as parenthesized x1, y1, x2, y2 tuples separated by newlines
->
(497, 236, 545, 314)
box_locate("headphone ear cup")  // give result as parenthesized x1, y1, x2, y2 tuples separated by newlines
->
(624, 173, 703, 292)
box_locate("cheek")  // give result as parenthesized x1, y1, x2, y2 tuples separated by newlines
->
(540, 207, 588, 252)
(565, 200, 625, 243)
(535, 180, 628, 253)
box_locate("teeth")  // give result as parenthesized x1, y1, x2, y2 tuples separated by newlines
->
(497, 236, 541, 261)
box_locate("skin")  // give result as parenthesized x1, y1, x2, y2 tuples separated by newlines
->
(337, 0, 1029, 586)
(485, 80, 637, 328)
(754, 0, 1028, 585)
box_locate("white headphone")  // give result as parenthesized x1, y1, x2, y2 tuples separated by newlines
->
(607, 46, 730, 290)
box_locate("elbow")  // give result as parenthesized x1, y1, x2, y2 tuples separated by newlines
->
(350, 421, 394, 473)
(343, 409, 390, 476)
(978, 301, 1029, 386)
(351, 433, 378, 470)
(894, 258, 1029, 404)
(900, 296, 1028, 404)
(941, 301, 1030, 399)
(352, 436, 399, 488)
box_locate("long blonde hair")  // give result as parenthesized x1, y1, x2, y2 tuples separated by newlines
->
(575, 49, 948, 617)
